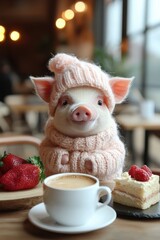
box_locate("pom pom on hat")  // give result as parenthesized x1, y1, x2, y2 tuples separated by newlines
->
(48, 53, 79, 73)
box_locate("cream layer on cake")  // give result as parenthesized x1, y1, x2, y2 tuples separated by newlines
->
(113, 172, 160, 209)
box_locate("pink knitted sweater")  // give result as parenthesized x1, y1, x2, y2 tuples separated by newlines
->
(40, 117, 125, 183)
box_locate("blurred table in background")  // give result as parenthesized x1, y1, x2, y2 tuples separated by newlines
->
(116, 113, 160, 166)
(0, 101, 10, 132)
(5, 95, 48, 113)
(4, 94, 48, 134)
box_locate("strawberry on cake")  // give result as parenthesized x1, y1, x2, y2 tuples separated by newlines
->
(112, 165, 160, 209)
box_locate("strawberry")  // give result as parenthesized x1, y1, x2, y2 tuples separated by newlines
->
(134, 168, 150, 182)
(0, 170, 3, 179)
(0, 152, 26, 174)
(141, 165, 152, 177)
(128, 165, 140, 178)
(26, 156, 45, 180)
(0, 164, 41, 191)
(0, 155, 45, 191)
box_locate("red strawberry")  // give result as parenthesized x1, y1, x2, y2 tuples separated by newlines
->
(128, 165, 140, 178)
(141, 165, 152, 177)
(0, 170, 3, 179)
(0, 152, 26, 174)
(134, 168, 150, 182)
(0, 164, 41, 191)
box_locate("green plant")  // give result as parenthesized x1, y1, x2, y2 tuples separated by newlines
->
(93, 47, 131, 77)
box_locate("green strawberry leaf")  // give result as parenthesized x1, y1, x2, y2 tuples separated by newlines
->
(0, 151, 7, 159)
(26, 156, 45, 182)
(0, 151, 7, 167)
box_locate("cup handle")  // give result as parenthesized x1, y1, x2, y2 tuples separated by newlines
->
(97, 186, 111, 206)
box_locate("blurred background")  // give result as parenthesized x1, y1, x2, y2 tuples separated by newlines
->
(0, 0, 160, 168)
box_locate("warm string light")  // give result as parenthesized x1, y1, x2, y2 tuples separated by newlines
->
(0, 25, 5, 42)
(62, 9, 75, 21)
(0, 34, 5, 42)
(74, 1, 86, 12)
(55, 18, 66, 29)
(10, 31, 20, 41)
(0, 25, 5, 34)
(0, 25, 20, 42)
(55, 1, 86, 30)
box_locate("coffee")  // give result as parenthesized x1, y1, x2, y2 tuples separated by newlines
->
(44, 173, 111, 226)
(47, 174, 96, 189)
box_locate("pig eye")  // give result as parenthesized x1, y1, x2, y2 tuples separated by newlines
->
(62, 99, 68, 106)
(59, 95, 73, 107)
(97, 99, 103, 106)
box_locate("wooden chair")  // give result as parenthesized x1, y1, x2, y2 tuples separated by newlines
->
(0, 134, 41, 148)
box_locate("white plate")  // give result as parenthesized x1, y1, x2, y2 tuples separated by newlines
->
(28, 203, 116, 234)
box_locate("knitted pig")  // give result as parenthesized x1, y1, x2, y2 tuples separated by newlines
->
(31, 53, 132, 187)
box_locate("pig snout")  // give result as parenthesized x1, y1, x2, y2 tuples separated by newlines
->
(71, 106, 92, 122)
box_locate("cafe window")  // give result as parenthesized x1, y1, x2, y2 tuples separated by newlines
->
(127, 0, 160, 109)
(104, 0, 122, 53)
(147, 0, 160, 26)
(103, 0, 160, 110)
(127, 0, 145, 35)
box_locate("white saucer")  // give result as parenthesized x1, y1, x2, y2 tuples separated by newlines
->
(28, 203, 116, 234)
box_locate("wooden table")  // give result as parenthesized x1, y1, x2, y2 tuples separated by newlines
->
(4, 94, 48, 113)
(4, 94, 48, 133)
(116, 113, 160, 165)
(0, 102, 10, 132)
(0, 207, 159, 240)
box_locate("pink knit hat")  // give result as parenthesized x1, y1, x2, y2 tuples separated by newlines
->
(48, 53, 116, 115)
(31, 53, 132, 116)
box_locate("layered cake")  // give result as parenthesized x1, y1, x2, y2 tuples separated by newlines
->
(113, 165, 160, 209)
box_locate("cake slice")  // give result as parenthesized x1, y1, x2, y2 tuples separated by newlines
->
(112, 165, 160, 209)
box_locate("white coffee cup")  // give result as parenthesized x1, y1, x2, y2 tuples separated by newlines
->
(43, 173, 111, 226)
(140, 100, 155, 120)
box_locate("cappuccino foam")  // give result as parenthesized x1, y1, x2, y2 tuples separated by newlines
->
(47, 175, 96, 189)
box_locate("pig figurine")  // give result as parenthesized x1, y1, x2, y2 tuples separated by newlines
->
(31, 53, 132, 187)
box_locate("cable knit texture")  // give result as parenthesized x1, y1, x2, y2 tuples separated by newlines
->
(40, 117, 125, 183)
(31, 53, 133, 187)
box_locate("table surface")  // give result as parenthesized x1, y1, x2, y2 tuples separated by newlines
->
(0, 206, 160, 240)
(5, 94, 48, 113)
(8, 103, 48, 113)
(116, 113, 160, 130)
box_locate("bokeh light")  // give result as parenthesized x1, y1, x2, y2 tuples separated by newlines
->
(63, 9, 75, 20)
(55, 18, 66, 29)
(0, 33, 5, 42)
(10, 31, 20, 41)
(0, 25, 5, 34)
(74, 1, 86, 12)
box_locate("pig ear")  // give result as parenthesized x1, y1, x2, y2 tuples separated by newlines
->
(30, 76, 55, 103)
(109, 77, 133, 103)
